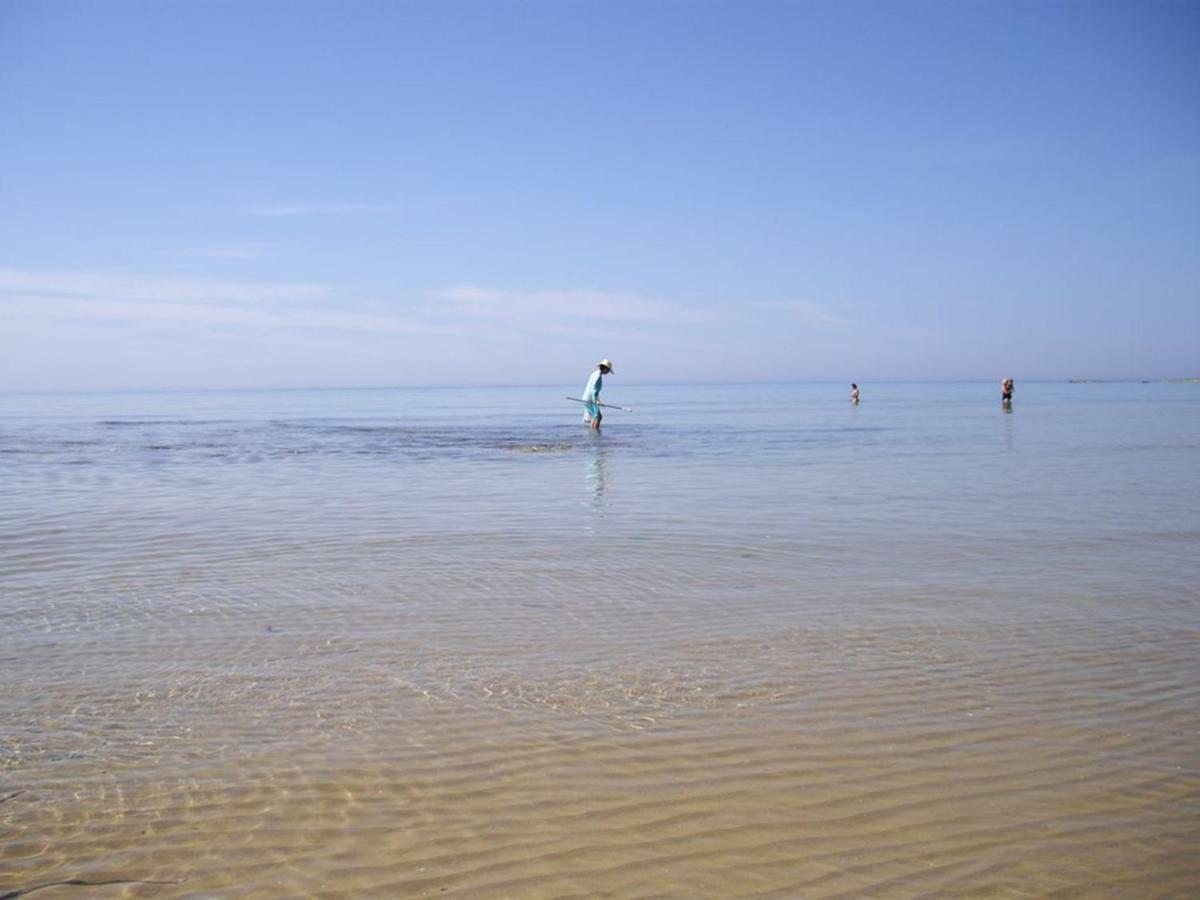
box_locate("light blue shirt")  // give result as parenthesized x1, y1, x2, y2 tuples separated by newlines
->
(582, 369, 603, 401)
(581, 369, 603, 419)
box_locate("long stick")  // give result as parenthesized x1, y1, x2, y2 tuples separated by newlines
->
(566, 397, 633, 412)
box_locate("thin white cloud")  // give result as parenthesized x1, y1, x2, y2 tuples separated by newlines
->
(431, 284, 709, 325)
(244, 202, 385, 217)
(754, 299, 856, 330)
(0, 267, 331, 305)
(2, 296, 277, 328)
(752, 298, 943, 348)
(1, 270, 722, 376)
(0, 268, 458, 338)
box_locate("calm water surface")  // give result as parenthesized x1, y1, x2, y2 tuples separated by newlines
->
(2, 383, 1198, 897)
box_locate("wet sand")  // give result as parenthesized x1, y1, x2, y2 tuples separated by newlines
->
(4, 585, 1198, 897)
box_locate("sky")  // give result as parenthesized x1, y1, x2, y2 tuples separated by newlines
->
(1, 0, 1197, 391)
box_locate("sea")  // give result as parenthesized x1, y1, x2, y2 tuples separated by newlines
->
(2, 382, 1198, 897)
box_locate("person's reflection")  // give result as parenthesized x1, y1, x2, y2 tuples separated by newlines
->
(586, 442, 608, 513)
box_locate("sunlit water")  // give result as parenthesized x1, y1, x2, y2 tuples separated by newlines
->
(2, 382, 1198, 897)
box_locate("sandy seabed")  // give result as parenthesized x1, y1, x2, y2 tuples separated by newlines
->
(4, 594, 1198, 898)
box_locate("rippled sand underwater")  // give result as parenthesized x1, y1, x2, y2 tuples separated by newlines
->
(2, 384, 1199, 897)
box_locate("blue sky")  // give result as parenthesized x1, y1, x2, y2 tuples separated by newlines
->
(1, 0, 1197, 390)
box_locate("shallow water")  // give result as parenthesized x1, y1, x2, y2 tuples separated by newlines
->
(2, 382, 1198, 897)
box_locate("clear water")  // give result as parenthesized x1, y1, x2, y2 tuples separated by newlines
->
(2, 382, 1198, 896)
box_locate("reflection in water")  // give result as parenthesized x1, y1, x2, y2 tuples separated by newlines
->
(585, 441, 608, 514)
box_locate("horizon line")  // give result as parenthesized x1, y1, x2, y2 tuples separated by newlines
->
(2, 377, 1197, 398)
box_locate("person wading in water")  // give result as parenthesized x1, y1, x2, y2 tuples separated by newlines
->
(581, 360, 613, 431)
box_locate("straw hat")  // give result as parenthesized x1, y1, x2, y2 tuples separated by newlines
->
(597, 359, 614, 372)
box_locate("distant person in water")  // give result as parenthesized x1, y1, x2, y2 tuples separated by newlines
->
(1001, 377, 1014, 404)
(582, 359, 613, 431)
(850, 383, 860, 405)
